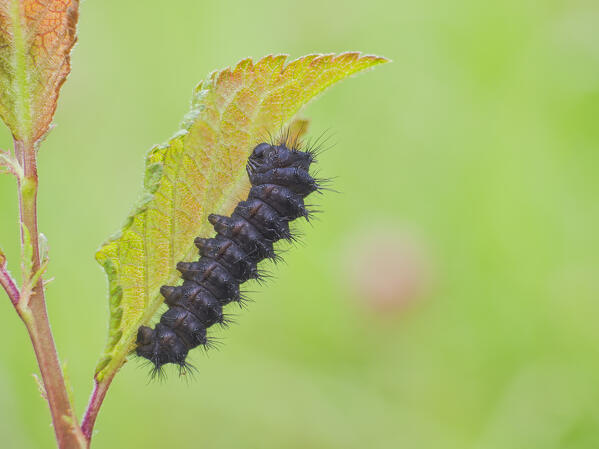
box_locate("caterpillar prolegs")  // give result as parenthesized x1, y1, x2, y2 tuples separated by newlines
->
(136, 139, 323, 374)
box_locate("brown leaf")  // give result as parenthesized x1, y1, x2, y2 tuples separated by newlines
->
(0, 0, 79, 143)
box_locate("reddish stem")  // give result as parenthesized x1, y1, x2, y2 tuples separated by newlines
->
(14, 139, 86, 449)
(0, 263, 19, 305)
(81, 376, 113, 442)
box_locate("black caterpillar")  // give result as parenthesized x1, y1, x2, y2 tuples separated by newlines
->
(136, 139, 323, 375)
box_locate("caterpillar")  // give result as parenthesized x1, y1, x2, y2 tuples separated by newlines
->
(136, 138, 324, 375)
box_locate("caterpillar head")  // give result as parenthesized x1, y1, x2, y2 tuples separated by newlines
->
(248, 142, 313, 174)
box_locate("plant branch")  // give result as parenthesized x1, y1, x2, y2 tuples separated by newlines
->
(0, 260, 19, 305)
(81, 374, 115, 443)
(13, 139, 86, 449)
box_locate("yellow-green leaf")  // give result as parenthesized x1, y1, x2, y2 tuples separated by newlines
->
(0, 0, 79, 144)
(95, 52, 388, 382)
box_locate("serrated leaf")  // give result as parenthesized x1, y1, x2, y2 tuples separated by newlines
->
(0, 0, 79, 143)
(95, 52, 388, 381)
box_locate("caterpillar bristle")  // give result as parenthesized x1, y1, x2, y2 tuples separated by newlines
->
(302, 205, 322, 223)
(136, 136, 328, 377)
(252, 268, 274, 285)
(218, 312, 236, 328)
(202, 335, 223, 352)
(235, 291, 253, 309)
(177, 361, 198, 381)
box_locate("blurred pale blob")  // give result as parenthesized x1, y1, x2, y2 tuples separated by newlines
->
(340, 222, 434, 314)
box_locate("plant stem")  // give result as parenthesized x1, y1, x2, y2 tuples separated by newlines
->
(14, 139, 86, 449)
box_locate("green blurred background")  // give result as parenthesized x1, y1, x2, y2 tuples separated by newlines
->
(1, 0, 598, 447)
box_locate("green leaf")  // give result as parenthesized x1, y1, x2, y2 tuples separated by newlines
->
(18, 227, 48, 305)
(94, 52, 389, 381)
(0, 0, 79, 144)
